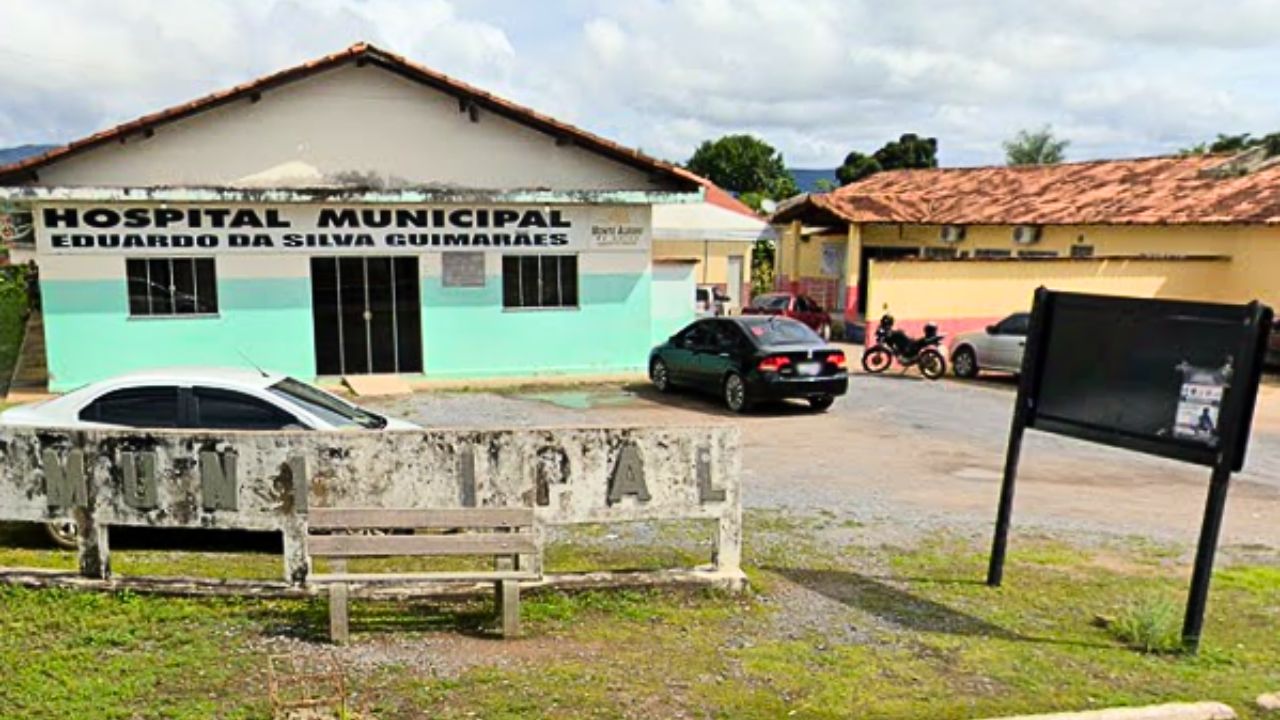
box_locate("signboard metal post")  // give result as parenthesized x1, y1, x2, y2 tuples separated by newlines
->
(984, 289, 1271, 653)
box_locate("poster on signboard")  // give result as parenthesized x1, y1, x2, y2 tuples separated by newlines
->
(1172, 361, 1231, 446)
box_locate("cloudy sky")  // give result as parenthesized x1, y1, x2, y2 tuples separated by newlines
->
(2, 0, 1278, 169)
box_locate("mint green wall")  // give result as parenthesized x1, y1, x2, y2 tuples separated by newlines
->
(40, 278, 315, 391)
(40, 267, 663, 389)
(420, 272, 653, 377)
(651, 266, 696, 347)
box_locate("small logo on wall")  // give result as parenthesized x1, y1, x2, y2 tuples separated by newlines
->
(0, 210, 34, 244)
(590, 207, 646, 249)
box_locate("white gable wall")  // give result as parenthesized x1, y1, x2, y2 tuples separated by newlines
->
(37, 63, 654, 191)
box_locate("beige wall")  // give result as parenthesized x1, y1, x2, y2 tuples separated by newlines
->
(653, 239, 753, 290)
(37, 64, 654, 191)
(775, 220, 1280, 315)
(867, 257, 1232, 321)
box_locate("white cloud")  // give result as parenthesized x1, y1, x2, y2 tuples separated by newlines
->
(1, 0, 1279, 169)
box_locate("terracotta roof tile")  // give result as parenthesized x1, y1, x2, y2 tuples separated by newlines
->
(0, 42, 699, 191)
(781, 155, 1280, 226)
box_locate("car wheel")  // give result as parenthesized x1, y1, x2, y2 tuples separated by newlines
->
(861, 346, 893, 374)
(45, 520, 78, 549)
(919, 349, 947, 380)
(808, 395, 835, 412)
(952, 346, 979, 378)
(650, 358, 672, 392)
(723, 373, 751, 414)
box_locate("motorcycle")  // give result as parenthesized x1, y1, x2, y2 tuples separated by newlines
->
(861, 314, 948, 380)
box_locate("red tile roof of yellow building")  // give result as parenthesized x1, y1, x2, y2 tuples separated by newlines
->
(0, 42, 699, 191)
(778, 154, 1280, 226)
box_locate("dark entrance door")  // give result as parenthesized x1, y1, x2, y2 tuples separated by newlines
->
(311, 257, 422, 375)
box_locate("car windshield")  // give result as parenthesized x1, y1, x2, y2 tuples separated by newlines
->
(752, 295, 790, 311)
(746, 317, 822, 345)
(267, 378, 387, 429)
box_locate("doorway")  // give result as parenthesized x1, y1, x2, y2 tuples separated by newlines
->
(310, 257, 423, 376)
(726, 254, 744, 310)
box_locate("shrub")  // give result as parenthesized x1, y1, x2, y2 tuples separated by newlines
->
(1106, 596, 1184, 653)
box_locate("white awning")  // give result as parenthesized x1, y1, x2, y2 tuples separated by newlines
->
(652, 200, 775, 243)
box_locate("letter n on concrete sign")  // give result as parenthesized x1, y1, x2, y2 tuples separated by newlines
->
(44, 449, 87, 509)
(200, 450, 238, 511)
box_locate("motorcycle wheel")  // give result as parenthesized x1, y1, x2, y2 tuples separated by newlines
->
(918, 349, 947, 380)
(861, 346, 893, 374)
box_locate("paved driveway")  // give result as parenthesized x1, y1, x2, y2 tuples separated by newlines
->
(365, 373, 1280, 549)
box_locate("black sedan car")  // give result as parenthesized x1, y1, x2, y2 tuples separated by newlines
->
(649, 316, 848, 413)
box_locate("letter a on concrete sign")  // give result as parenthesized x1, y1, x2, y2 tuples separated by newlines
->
(607, 442, 651, 506)
(44, 449, 87, 508)
(200, 450, 238, 511)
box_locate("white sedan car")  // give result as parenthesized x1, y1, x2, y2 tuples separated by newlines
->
(949, 312, 1031, 378)
(0, 367, 418, 432)
(1, 367, 418, 548)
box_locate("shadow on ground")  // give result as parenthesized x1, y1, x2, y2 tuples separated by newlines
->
(769, 566, 1109, 649)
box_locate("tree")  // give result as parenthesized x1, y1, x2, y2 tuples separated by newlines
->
(1181, 132, 1280, 157)
(685, 134, 799, 200)
(835, 151, 881, 185)
(836, 133, 938, 185)
(1003, 126, 1069, 166)
(813, 178, 837, 192)
(873, 133, 939, 171)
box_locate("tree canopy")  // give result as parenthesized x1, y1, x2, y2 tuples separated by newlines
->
(1003, 126, 1069, 166)
(685, 134, 799, 201)
(836, 133, 938, 186)
(1181, 132, 1280, 157)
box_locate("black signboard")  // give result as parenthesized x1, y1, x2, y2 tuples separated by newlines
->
(987, 289, 1272, 651)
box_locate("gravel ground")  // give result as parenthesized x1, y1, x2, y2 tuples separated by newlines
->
(363, 371, 1280, 550)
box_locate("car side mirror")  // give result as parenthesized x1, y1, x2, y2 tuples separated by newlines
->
(986, 324, 997, 335)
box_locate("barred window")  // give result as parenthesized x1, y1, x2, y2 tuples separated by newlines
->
(502, 255, 578, 309)
(127, 258, 218, 317)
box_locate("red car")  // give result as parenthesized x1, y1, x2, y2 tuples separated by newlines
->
(742, 292, 833, 340)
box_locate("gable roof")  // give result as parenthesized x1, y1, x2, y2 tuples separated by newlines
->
(773, 154, 1280, 226)
(0, 42, 699, 192)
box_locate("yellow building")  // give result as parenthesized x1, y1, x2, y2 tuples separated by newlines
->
(652, 177, 771, 312)
(771, 151, 1280, 339)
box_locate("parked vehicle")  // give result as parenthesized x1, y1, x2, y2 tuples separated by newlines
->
(649, 316, 848, 413)
(695, 285, 731, 317)
(1266, 319, 1280, 368)
(950, 312, 1030, 378)
(861, 314, 947, 380)
(0, 367, 418, 547)
(742, 292, 833, 340)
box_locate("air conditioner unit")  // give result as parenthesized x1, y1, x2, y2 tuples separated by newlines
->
(939, 225, 966, 244)
(1012, 225, 1042, 246)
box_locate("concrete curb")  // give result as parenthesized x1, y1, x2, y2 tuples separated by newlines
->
(979, 701, 1237, 720)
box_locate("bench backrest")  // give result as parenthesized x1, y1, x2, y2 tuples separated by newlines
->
(306, 507, 539, 559)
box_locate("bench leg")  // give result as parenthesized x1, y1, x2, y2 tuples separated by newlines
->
(494, 556, 520, 638)
(329, 583, 350, 645)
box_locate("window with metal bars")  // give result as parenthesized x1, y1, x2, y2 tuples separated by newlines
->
(501, 255, 578, 309)
(126, 258, 218, 316)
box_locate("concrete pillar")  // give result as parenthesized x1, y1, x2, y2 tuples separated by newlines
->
(788, 220, 802, 294)
(844, 224, 863, 319)
(75, 507, 110, 579)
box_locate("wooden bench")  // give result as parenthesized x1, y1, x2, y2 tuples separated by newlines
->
(305, 507, 542, 643)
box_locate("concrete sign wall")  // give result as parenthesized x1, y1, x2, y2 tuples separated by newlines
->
(0, 425, 741, 585)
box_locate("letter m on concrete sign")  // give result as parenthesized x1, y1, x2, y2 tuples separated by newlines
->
(44, 449, 87, 509)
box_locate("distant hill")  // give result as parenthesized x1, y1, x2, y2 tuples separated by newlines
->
(790, 168, 839, 193)
(0, 144, 57, 166)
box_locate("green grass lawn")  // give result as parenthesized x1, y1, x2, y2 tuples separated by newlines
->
(1, 518, 1278, 719)
(0, 267, 28, 390)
